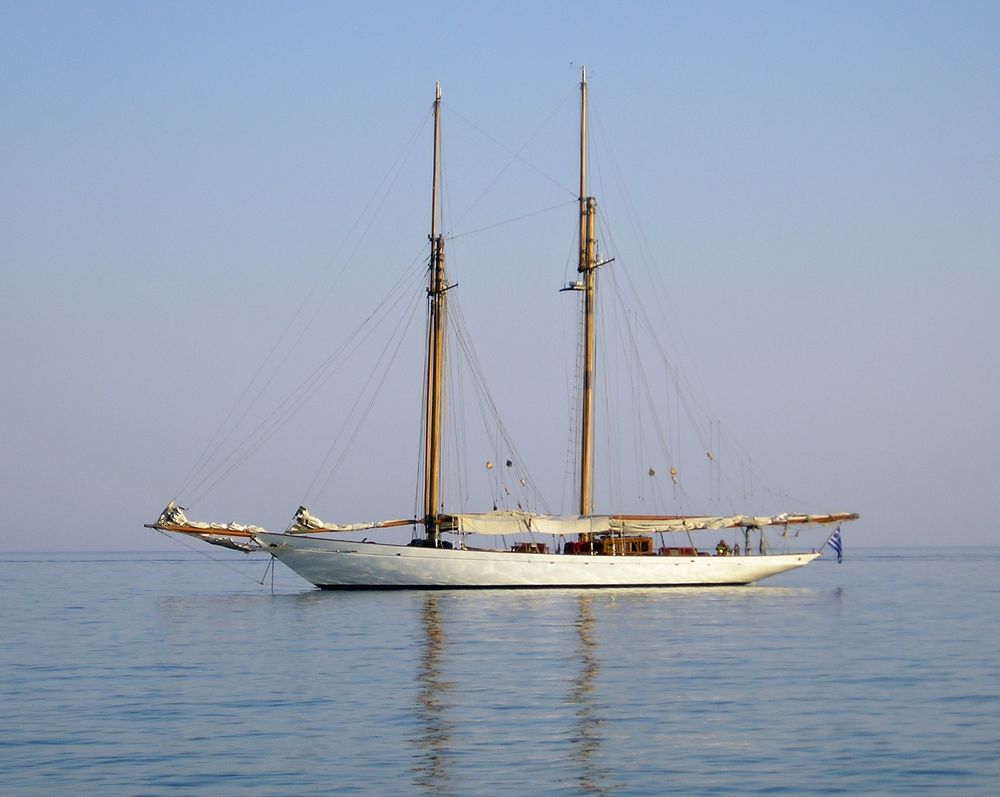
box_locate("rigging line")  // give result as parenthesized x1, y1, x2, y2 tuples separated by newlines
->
(312, 286, 425, 504)
(184, 258, 426, 503)
(449, 302, 521, 504)
(445, 332, 468, 511)
(236, 112, 431, 453)
(447, 302, 513, 513)
(561, 219, 579, 294)
(622, 307, 645, 500)
(596, 210, 718, 461)
(258, 554, 274, 587)
(673, 367, 682, 501)
(633, 315, 651, 504)
(557, 238, 582, 515)
(453, 296, 551, 512)
(187, 263, 427, 506)
(301, 271, 429, 499)
(709, 424, 807, 512)
(443, 93, 578, 202)
(447, 200, 576, 241)
(413, 292, 432, 521)
(618, 305, 643, 504)
(452, 322, 518, 511)
(596, 279, 615, 510)
(606, 264, 719, 464)
(175, 110, 433, 501)
(298, 112, 431, 357)
(564, 283, 586, 513)
(592, 107, 735, 497)
(656, 374, 763, 509)
(448, 297, 551, 514)
(154, 528, 269, 589)
(440, 121, 450, 244)
(605, 264, 679, 496)
(589, 115, 672, 352)
(592, 108, 720, 425)
(305, 271, 425, 502)
(176, 109, 431, 499)
(456, 332, 494, 512)
(712, 420, 719, 504)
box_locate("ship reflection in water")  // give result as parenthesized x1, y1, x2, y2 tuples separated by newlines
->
(409, 592, 615, 796)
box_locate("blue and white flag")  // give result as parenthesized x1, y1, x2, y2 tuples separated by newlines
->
(825, 527, 843, 563)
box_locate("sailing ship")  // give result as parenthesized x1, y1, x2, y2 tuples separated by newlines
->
(149, 69, 858, 588)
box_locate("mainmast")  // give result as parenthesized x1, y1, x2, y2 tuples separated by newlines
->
(424, 82, 447, 545)
(577, 66, 598, 517)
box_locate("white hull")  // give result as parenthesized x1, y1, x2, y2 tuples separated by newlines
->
(253, 532, 820, 589)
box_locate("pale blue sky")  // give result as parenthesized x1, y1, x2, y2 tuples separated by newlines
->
(2, 1, 997, 550)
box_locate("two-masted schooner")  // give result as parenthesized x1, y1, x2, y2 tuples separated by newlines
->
(149, 70, 858, 587)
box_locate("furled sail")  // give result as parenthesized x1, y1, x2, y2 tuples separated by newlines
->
(445, 511, 611, 536)
(444, 510, 859, 536)
(148, 501, 265, 552)
(286, 506, 415, 534)
(153, 501, 266, 535)
(610, 513, 860, 533)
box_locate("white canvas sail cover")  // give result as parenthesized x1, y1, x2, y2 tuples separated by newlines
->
(149, 502, 262, 552)
(446, 510, 858, 535)
(446, 511, 611, 536)
(611, 513, 858, 533)
(154, 501, 267, 535)
(610, 516, 737, 533)
(286, 506, 413, 534)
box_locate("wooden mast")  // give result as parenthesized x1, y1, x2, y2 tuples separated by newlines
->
(424, 81, 446, 545)
(578, 66, 597, 517)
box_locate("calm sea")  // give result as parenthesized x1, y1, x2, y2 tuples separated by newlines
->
(1, 546, 997, 796)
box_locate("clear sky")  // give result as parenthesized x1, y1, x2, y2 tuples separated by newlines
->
(2, 1, 997, 551)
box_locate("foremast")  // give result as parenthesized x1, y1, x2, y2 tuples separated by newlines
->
(424, 82, 447, 546)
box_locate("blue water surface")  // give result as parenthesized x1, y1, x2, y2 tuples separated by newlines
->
(1, 547, 997, 795)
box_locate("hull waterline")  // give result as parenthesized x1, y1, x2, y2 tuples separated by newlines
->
(253, 532, 820, 589)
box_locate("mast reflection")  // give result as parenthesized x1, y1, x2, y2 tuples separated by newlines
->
(571, 594, 612, 795)
(411, 594, 454, 796)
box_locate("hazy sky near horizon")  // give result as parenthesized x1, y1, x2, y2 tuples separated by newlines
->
(2, 1, 997, 551)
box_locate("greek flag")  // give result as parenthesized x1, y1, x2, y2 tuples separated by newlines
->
(825, 527, 844, 563)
